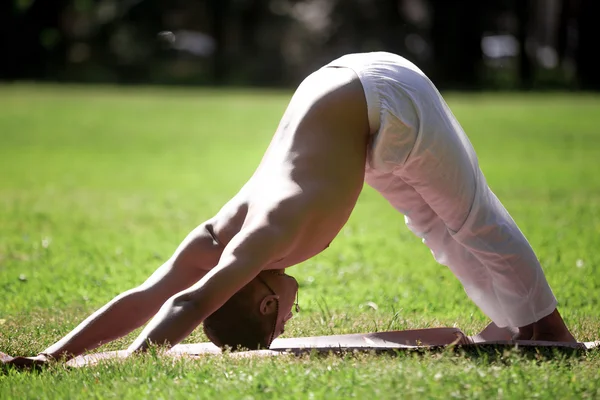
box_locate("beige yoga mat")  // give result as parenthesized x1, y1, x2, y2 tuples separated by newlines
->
(66, 323, 599, 367)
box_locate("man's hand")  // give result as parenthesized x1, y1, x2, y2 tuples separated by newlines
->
(127, 236, 272, 353)
(1, 352, 51, 370)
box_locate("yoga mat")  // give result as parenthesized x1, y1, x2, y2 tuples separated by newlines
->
(66, 323, 599, 367)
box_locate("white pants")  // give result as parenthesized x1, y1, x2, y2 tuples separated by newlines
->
(326, 52, 557, 327)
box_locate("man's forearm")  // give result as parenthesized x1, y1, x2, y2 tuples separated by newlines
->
(42, 289, 162, 360)
(126, 297, 202, 353)
(126, 251, 266, 353)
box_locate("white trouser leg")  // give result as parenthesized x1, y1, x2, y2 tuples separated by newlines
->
(368, 167, 556, 327)
(365, 88, 557, 327)
(367, 172, 519, 326)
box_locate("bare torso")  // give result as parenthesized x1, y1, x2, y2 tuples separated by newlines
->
(211, 67, 370, 269)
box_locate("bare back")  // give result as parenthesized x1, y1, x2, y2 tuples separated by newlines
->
(212, 67, 370, 268)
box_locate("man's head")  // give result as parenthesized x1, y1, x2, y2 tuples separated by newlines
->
(203, 270, 299, 350)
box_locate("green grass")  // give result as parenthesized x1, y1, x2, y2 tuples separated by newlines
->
(1, 84, 599, 399)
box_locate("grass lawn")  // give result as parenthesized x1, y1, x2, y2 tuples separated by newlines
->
(0, 84, 599, 399)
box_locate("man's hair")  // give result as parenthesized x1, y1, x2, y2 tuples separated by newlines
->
(203, 284, 276, 351)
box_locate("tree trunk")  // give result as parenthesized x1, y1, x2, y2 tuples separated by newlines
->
(430, 0, 484, 90)
(23, 0, 68, 80)
(575, 0, 600, 90)
(208, 0, 230, 85)
(0, 1, 18, 80)
(556, 0, 570, 65)
(515, 0, 534, 90)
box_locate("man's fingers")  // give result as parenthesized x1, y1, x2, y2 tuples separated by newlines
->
(0, 351, 14, 363)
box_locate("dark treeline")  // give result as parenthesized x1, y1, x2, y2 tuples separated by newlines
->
(1, 0, 598, 90)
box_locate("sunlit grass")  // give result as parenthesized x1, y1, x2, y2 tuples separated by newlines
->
(1, 84, 599, 399)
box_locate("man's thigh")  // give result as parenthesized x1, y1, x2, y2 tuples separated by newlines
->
(394, 101, 483, 233)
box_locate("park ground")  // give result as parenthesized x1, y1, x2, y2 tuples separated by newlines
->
(0, 85, 599, 399)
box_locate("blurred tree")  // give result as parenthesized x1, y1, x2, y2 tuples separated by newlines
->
(515, 0, 534, 89)
(118, 0, 168, 83)
(575, 0, 600, 90)
(233, 0, 289, 86)
(328, 0, 408, 59)
(429, 0, 485, 89)
(370, 0, 408, 55)
(556, 0, 569, 65)
(90, 0, 165, 84)
(320, 0, 368, 61)
(238, 0, 263, 70)
(0, 1, 18, 80)
(0, 0, 594, 90)
(207, 0, 230, 84)
(0, 0, 69, 81)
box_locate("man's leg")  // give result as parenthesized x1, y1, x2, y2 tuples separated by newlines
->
(363, 70, 574, 340)
(390, 86, 574, 340)
(368, 173, 516, 325)
(40, 221, 224, 360)
(401, 177, 574, 341)
(369, 173, 509, 324)
(370, 172, 573, 340)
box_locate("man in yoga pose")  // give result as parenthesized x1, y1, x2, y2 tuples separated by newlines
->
(3, 52, 575, 367)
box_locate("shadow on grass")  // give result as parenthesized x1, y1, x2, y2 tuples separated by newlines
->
(2, 344, 594, 374)
(278, 344, 594, 363)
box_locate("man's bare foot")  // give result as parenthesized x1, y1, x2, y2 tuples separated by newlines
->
(513, 324, 534, 340)
(518, 308, 577, 343)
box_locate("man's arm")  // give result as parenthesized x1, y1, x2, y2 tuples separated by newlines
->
(127, 224, 286, 353)
(41, 283, 173, 359)
(40, 255, 210, 360)
(7, 224, 221, 365)
(4, 285, 174, 368)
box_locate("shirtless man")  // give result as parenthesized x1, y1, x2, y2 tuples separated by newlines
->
(3, 52, 575, 367)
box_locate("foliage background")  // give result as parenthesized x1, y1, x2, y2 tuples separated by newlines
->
(1, 0, 599, 91)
